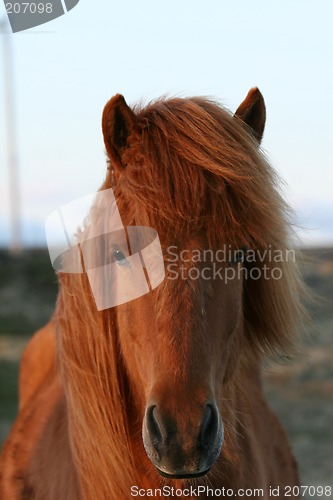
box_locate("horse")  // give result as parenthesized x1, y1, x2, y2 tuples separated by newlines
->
(0, 88, 306, 499)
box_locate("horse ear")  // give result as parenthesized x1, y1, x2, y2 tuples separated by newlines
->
(102, 94, 138, 169)
(234, 87, 266, 143)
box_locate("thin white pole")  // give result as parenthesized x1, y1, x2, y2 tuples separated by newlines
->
(1, 18, 22, 253)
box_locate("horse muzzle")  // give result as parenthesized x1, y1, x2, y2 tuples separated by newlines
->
(142, 402, 223, 479)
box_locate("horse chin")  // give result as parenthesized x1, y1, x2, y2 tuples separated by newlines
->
(156, 467, 211, 480)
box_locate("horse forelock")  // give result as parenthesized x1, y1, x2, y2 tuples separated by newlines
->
(110, 96, 285, 247)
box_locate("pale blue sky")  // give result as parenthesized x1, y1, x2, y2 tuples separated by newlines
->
(0, 0, 332, 246)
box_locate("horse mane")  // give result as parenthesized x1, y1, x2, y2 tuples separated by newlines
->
(55, 96, 307, 498)
(108, 96, 307, 352)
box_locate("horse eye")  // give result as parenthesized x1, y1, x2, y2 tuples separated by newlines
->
(113, 249, 127, 266)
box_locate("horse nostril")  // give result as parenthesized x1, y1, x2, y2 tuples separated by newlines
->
(200, 404, 219, 449)
(144, 402, 223, 475)
(146, 405, 163, 451)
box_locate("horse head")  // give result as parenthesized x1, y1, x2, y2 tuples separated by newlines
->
(100, 89, 266, 478)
